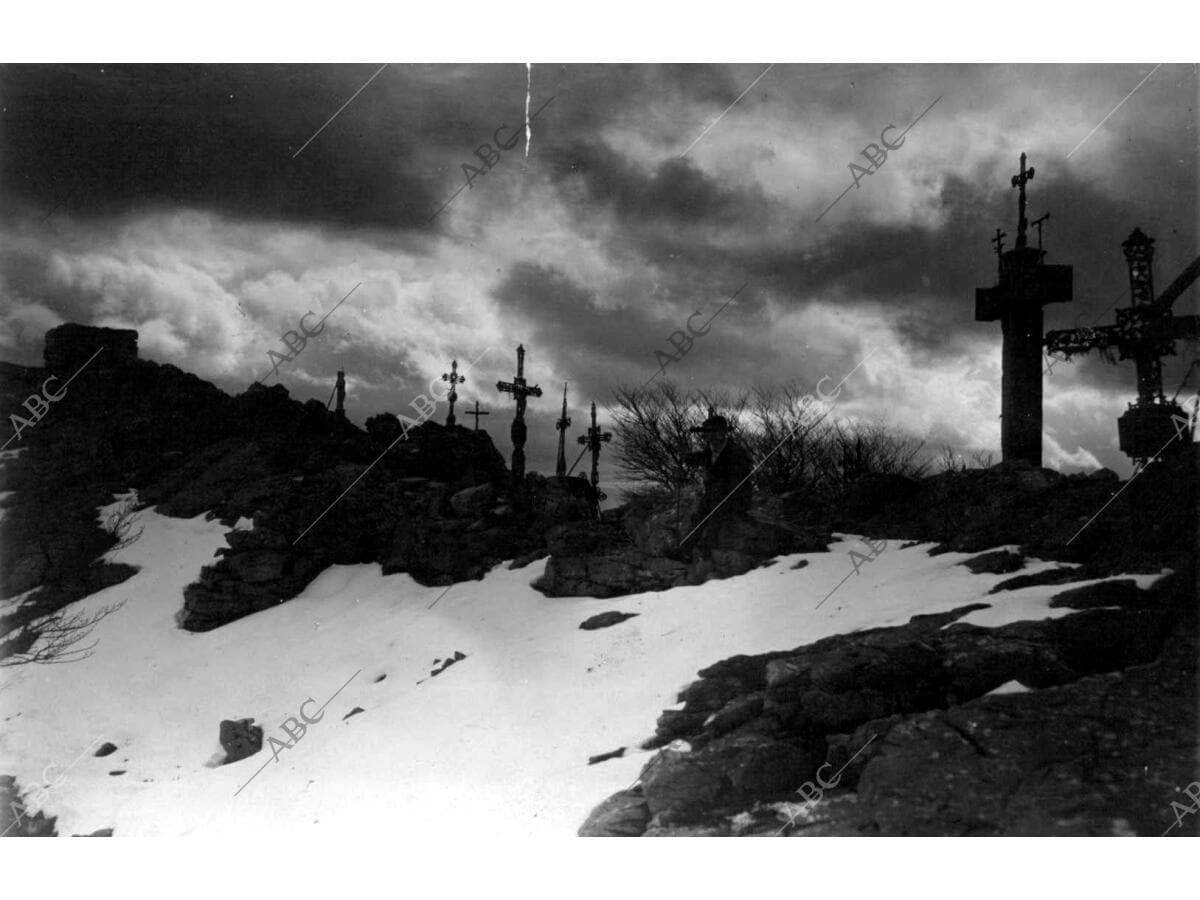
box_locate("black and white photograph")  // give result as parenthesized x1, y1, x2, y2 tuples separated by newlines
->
(0, 5, 1197, 883)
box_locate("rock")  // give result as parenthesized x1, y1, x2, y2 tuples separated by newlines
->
(640, 734, 814, 818)
(960, 549, 1025, 574)
(990, 567, 1087, 594)
(218, 718, 263, 765)
(449, 482, 497, 518)
(587, 747, 626, 765)
(704, 693, 765, 736)
(578, 789, 651, 836)
(342, 707, 365, 721)
(94, 742, 118, 757)
(1049, 579, 1145, 610)
(579, 611, 639, 631)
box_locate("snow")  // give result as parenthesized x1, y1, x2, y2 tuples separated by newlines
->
(0, 505, 1171, 837)
(986, 680, 1031, 696)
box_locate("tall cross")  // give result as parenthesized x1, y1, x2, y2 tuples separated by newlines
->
(466, 400, 489, 432)
(441, 359, 464, 427)
(496, 344, 542, 484)
(1045, 227, 1200, 463)
(333, 369, 346, 419)
(576, 401, 612, 502)
(1011, 152, 1035, 250)
(555, 382, 571, 476)
(975, 152, 1073, 465)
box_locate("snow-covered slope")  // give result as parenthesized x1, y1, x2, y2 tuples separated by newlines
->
(0, 501, 1167, 837)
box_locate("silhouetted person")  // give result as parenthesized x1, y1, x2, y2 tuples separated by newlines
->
(680, 412, 753, 557)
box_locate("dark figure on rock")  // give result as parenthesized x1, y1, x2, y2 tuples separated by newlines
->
(680, 412, 753, 558)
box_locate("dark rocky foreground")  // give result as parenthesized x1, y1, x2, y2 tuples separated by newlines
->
(580, 565, 1199, 836)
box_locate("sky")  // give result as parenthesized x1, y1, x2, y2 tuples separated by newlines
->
(1, 62, 1197, 479)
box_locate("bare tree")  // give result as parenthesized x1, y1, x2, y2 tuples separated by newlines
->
(102, 495, 144, 556)
(0, 600, 125, 667)
(610, 381, 749, 494)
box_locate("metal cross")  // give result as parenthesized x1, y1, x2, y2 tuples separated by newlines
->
(441, 359, 464, 427)
(465, 400, 489, 432)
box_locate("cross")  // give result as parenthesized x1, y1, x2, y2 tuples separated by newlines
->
(1046, 227, 1200, 463)
(1031, 212, 1050, 252)
(975, 153, 1073, 466)
(496, 344, 542, 484)
(576, 400, 612, 503)
(991, 228, 1007, 272)
(465, 400, 489, 432)
(555, 382, 571, 476)
(1011, 152, 1035, 249)
(441, 359, 464, 427)
(328, 369, 346, 419)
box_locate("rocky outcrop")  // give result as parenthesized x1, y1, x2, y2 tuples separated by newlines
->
(537, 490, 830, 598)
(581, 568, 1194, 836)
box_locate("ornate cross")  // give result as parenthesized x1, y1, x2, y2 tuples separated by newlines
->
(1045, 227, 1200, 462)
(1011, 152, 1035, 249)
(554, 382, 572, 476)
(441, 359, 464, 427)
(496, 344, 542, 483)
(466, 400, 489, 432)
(577, 400, 612, 502)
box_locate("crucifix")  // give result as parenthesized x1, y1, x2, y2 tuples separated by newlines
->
(1045, 227, 1200, 463)
(465, 400, 489, 432)
(441, 359, 464, 427)
(975, 152, 1073, 465)
(576, 401, 612, 502)
(496, 344, 542, 484)
(554, 383, 571, 476)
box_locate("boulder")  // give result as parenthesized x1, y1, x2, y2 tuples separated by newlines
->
(578, 789, 651, 836)
(579, 611, 640, 631)
(450, 482, 497, 518)
(218, 718, 263, 765)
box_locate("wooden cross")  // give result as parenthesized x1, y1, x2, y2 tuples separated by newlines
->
(1045, 227, 1200, 462)
(975, 152, 1073, 466)
(441, 359, 464, 427)
(465, 400, 489, 432)
(1011, 152, 1035, 249)
(496, 344, 542, 483)
(576, 401, 612, 502)
(991, 228, 1007, 272)
(555, 382, 571, 476)
(1031, 212, 1050, 252)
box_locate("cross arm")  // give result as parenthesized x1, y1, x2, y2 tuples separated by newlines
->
(1044, 323, 1121, 358)
(1155, 255, 1200, 312)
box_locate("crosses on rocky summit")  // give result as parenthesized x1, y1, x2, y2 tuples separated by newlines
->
(1045, 227, 1200, 463)
(975, 152, 1074, 465)
(496, 344, 542, 483)
(441, 359, 464, 427)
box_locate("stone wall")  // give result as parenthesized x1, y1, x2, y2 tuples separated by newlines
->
(44, 324, 139, 372)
